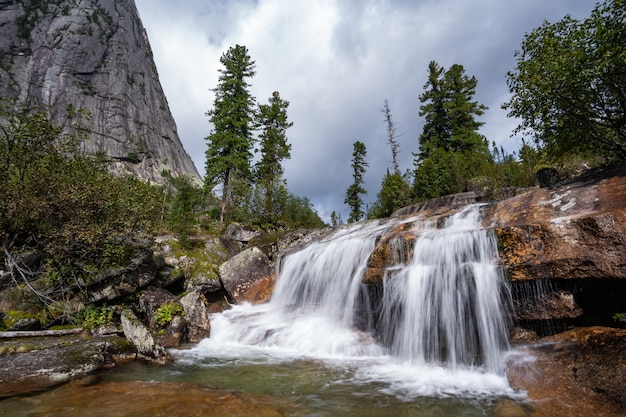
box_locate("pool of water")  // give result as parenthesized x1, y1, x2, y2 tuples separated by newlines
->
(0, 344, 529, 417)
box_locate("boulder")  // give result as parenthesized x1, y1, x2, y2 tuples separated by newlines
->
(158, 315, 187, 348)
(184, 238, 236, 295)
(0, 333, 131, 398)
(120, 309, 171, 363)
(224, 223, 261, 243)
(86, 246, 164, 304)
(485, 163, 626, 282)
(180, 291, 211, 342)
(138, 288, 177, 330)
(218, 247, 275, 304)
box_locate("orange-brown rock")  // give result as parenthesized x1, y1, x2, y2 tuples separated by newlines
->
(484, 163, 626, 281)
(506, 327, 626, 417)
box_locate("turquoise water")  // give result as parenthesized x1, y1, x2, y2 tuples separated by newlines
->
(0, 353, 528, 417)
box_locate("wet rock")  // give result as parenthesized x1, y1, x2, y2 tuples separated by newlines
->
(513, 289, 583, 321)
(120, 309, 171, 363)
(180, 291, 211, 342)
(239, 275, 275, 305)
(506, 327, 626, 417)
(0, 334, 131, 398)
(219, 247, 274, 304)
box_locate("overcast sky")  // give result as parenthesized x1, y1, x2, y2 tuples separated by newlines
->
(134, 0, 596, 222)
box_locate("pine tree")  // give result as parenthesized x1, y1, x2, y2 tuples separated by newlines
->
(255, 91, 293, 222)
(344, 141, 369, 223)
(413, 61, 491, 200)
(204, 45, 256, 222)
(416, 61, 487, 161)
(416, 60, 448, 161)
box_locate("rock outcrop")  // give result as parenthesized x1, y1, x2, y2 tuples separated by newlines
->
(362, 163, 626, 334)
(219, 247, 275, 304)
(120, 308, 171, 363)
(0, 0, 200, 183)
(0, 332, 131, 398)
(486, 163, 626, 282)
(506, 327, 626, 417)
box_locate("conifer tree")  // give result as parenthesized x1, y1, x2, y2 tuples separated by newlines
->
(413, 61, 491, 200)
(255, 91, 293, 222)
(344, 141, 369, 223)
(205, 45, 256, 222)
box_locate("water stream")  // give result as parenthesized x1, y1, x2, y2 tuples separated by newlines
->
(0, 205, 527, 416)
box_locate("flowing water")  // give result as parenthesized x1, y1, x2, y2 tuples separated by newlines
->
(0, 205, 528, 416)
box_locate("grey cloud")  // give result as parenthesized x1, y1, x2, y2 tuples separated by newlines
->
(135, 0, 596, 221)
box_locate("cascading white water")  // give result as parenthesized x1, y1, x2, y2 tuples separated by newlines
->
(181, 204, 516, 399)
(202, 220, 394, 358)
(377, 206, 511, 372)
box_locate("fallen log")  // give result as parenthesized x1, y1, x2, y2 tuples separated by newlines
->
(0, 328, 83, 339)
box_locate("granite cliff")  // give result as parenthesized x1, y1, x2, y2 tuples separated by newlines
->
(0, 0, 200, 183)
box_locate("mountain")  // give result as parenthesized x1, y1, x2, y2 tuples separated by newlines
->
(0, 0, 201, 183)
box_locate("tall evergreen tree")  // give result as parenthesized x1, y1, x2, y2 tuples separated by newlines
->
(443, 64, 488, 153)
(416, 61, 487, 162)
(413, 61, 491, 201)
(416, 61, 448, 161)
(255, 91, 293, 222)
(204, 45, 256, 222)
(344, 141, 369, 223)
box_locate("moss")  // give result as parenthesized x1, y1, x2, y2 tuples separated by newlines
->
(167, 237, 226, 283)
(2, 310, 40, 331)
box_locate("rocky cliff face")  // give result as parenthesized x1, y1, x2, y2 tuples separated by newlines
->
(0, 0, 200, 183)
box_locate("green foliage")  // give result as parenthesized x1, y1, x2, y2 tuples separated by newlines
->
(369, 171, 412, 218)
(416, 61, 487, 161)
(154, 302, 184, 326)
(0, 97, 165, 307)
(205, 45, 257, 222)
(80, 305, 114, 329)
(279, 193, 327, 229)
(345, 141, 369, 223)
(330, 211, 343, 226)
(255, 91, 293, 223)
(489, 140, 540, 190)
(164, 172, 203, 245)
(412, 62, 492, 201)
(504, 0, 626, 160)
(1, 310, 40, 331)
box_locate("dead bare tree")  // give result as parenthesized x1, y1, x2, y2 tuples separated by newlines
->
(382, 99, 402, 174)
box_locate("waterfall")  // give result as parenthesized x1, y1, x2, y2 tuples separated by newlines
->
(188, 204, 512, 381)
(376, 206, 511, 372)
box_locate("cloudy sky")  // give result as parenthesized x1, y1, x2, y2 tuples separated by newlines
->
(134, 0, 596, 221)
